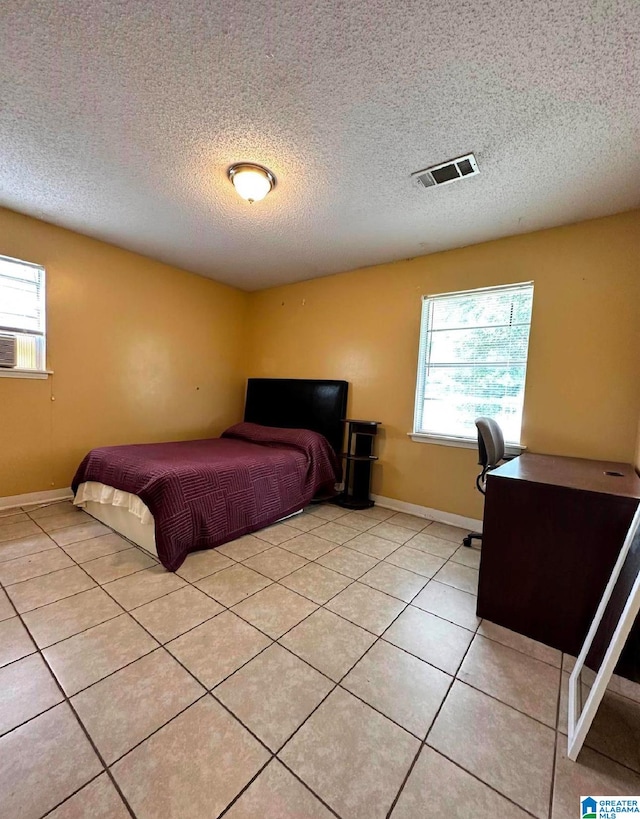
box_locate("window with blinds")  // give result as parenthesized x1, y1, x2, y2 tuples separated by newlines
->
(413, 282, 534, 444)
(0, 255, 46, 371)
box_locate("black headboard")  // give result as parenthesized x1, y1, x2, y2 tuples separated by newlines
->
(244, 378, 348, 455)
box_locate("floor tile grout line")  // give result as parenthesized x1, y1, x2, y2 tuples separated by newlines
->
(244, 761, 344, 819)
(0, 645, 186, 741)
(46, 513, 385, 781)
(19, 506, 640, 815)
(19, 550, 640, 818)
(0, 573, 138, 819)
(19, 517, 640, 694)
(422, 743, 541, 819)
(2, 530, 474, 703)
(384, 744, 428, 818)
(408, 595, 482, 632)
(14, 594, 155, 654)
(21, 500, 74, 513)
(209, 690, 278, 754)
(263, 584, 435, 818)
(409, 632, 544, 819)
(275, 588, 414, 750)
(58, 642, 165, 698)
(385, 695, 454, 817)
(351, 560, 430, 589)
(269, 758, 348, 819)
(0, 698, 66, 742)
(0, 555, 78, 587)
(187, 546, 410, 817)
(247, 514, 463, 588)
(220, 559, 372, 671)
(392, 635, 640, 781)
(53, 594, 225, 653)
(0, 518, 137, 558)
(102, 690, 212, 769)
(13, 503, 634, 817)
(210, 605, 395, 819)
(440, 673, 561, 734)
(26, 523, 291, 814)
(426, 629, 566, 819)
(6, 534, 331, 667)
(214, 757, 278, 819)
(57, 600, 278, 770)
(24, 516, 229, 697)
(0, 526, 50, 545)
(333, 678, 441, 744)
(211, 552, 378, 690)
(472, 629, 563, 671)
(0, 540, 156, 588)
(6, 576, 476, 721)
(0, 574, 98, 614)
(39, 771, 107, 818)
(5, 534, 480, 676)
(319, 522, 477, 589)
(38, 546, 225, 697)
(3, 639, 263, 765)
(547, 662, 565, 819)
(387, 600, 557, 819)
(2, 501, 395, 549)
(0, 543, 60, 566)
(292, 569, 473, 644)
(5, 540, 234, 617)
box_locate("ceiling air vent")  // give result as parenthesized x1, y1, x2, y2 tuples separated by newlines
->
(412, 153, 479, 189)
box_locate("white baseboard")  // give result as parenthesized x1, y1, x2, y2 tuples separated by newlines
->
(371, 493, 482, 532)
(0, 487, 74, 512)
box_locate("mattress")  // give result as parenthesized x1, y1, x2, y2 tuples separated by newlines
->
(75, 481, 158, 556)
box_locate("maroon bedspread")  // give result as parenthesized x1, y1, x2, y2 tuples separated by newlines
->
(71, 423, 340, 571)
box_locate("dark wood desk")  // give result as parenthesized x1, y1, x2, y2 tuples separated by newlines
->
(477, 453, 640, 677)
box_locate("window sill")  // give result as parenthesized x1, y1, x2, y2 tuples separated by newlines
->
(408, 432, 526, 457)
(0, 368, 52, 380)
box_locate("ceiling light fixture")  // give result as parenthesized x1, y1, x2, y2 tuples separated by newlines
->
(228, 163, 276, 203)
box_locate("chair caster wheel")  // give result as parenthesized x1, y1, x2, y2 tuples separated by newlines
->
(463, 536, 472, 548)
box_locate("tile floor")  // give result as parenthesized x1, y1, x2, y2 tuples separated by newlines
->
(1, 501, 640, 818)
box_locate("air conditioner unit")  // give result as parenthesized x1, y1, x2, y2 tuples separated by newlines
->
(0, 334, 17, 368)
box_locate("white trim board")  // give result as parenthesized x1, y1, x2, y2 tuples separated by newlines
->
(0, 487, 74, 512)
(372, 494, 482, 532)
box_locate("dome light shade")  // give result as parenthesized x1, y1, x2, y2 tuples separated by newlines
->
(228, 163, 275, 203)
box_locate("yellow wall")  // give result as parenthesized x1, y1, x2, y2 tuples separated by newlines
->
(247, 210, 640, 520)
(3, 206, 639, 514)
(0, 208, 248, 497)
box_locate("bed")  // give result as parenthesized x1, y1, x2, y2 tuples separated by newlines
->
(72, 378, 348, 571)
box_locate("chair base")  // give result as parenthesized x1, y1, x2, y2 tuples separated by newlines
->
(463, 531, 482, 548)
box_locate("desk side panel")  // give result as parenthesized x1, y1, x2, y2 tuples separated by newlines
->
(477, 474, 640, 665)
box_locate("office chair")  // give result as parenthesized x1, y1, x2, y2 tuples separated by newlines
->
(463, 417, 506, 548)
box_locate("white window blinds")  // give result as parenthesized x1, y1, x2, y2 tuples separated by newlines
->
(414, 282, 534, 444)
(0, 255, 46, 370)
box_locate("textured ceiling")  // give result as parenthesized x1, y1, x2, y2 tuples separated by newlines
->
(1, 1, 639, 290)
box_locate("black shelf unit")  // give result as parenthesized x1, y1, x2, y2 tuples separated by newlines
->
(335, 419, 381, 509)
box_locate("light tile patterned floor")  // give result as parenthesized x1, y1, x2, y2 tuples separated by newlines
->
(1, 500, 640, 818)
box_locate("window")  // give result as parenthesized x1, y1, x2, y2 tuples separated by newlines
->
(0, 255, 46, 372)
(413, 282, 534, 445)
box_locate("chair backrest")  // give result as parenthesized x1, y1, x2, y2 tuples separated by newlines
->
(475, 417, 505, 469)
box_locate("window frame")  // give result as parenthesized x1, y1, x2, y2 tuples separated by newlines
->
(0, 254, 49, 379)
(410, 281, 533, 453)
